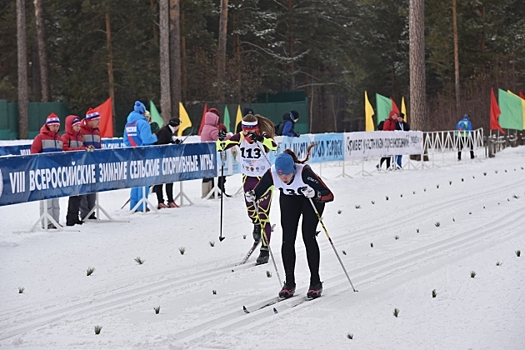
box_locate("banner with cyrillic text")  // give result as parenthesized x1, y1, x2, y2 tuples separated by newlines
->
(344, 131, 423, 160)
(275, 134, 344, 163)
(0, 143, 217, 206)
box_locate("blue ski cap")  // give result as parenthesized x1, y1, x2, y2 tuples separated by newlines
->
(275, 153, 295, 175)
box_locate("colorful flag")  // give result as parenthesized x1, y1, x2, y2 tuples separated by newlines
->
(223, 105, 231, 132)
(390, 97, 400, 114)
(178, 102, 192, 136)
(490, 88, 504, 134)
(95, 97, 113, 138)
(401, 97, 407, 122)
(364, 91, 375, 131)
(149, 101, 164, 128)
(375, 93, 391, 124)
(198, 103, 207, 136)
(235, 105, 243, 132)
(509, 90, 525, 130)
(499, 89, 523, 130)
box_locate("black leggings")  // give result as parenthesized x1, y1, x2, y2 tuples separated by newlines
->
(279, 194, 324, 286)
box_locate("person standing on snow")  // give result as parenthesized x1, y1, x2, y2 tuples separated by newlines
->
(79, 108, 102, 220)
(245, 145, 334, 299)
(31, 113, 64, 229)
(217, 113, 278, 265)
(200, 108, 229, 198)
(455, 114, 475, 161)
(153, 117, 181, 209)
(394, 112, 410, 169)
(62, 115, 86, 226)
(123, 101, 158, 212)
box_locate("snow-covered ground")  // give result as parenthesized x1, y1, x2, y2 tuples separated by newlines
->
(1, 148, 524, 350)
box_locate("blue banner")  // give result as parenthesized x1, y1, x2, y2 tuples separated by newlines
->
(0, 143, 217, 206)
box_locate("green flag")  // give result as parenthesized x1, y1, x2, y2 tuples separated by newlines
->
(149, 101, 164, 128)
(498, 89, 523, 130)
(223, 105, 231, 132)
(375, 93, 391, 125)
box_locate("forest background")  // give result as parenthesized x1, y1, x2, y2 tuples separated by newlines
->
(0, 0, 524, 135)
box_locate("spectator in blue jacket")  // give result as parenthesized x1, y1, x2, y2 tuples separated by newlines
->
(276, 111, 300, 137)
(455, 114, 474, 161)
(123, 101, 158, 212)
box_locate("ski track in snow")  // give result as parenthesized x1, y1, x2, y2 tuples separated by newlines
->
(1, 151, 524, 349)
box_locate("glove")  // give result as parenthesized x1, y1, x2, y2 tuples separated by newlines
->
(218, 129, 227, 141)
(294, 132, 300, 137)
(245, 190, 256, 203)
(247, 132, 264, 142)
(85, 145, 95, 152)
(173, 139, 182, 144)
(302, 186, 317, 199)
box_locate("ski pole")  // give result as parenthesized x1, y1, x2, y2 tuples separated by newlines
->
(120, 198, 130, 210)
(308, 197, 358, 292)
(219, 151, 226, 242)
(254, 203, 282, 287)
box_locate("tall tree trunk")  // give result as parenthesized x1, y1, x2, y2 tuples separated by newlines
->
(105, 12, 116, 130)
(34, 0, 49, 102)
(288, 0, 295, 90)
(169, 0, 181, 118)
(452, 0, 460, 112)
(150, 0, 159, 46)
(409, 0, 426, 130)
(17, 0, 28, 139)
(217, 0, 228, 103)
(31, 39, 41, 102)
(159, 0, 171, 121)
(181, 7, 187, 102)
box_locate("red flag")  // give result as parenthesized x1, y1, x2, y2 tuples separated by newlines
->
(96, 97, 113, 137)
(198, 103, 207, 136)
(519, 91, 525, 100)
(490, 88, 504, 134)
(390, 97, 400, 114)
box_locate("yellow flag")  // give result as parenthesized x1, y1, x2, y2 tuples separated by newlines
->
(235, 105, 243, 132)
(178, 102, 192, 136)
(401, 97, 407, 122)
(365, 91, 375, 131)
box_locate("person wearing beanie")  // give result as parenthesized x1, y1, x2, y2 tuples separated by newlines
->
(123, 101, 158, 212)
(376, 110, 398, 170)
(217, 113, 278, 265)
(455, 113, 475, 160)
(200, 109, 230, 199)
(79, 108, 102, 220)
(245, 145, 334, 298)
(276, 110, 300, 137)
(61, 115, 86, 226)
(31, 113, 64, 229)
(153, 117, 181, 209)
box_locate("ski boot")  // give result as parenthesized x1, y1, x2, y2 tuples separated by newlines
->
(278, 281, 296, 299)
(306, 282, 323, 299)
(252, 223, 261, 242)
(255, 247, 269, 265)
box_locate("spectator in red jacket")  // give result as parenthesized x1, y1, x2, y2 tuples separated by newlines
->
(79, 108, 102, 220)
(377, 110, 398, 170)
(31, 113, 64, 229)
(62, 115, 86, 226)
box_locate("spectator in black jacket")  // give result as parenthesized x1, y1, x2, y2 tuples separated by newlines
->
(154, 117, 181, 209)
(394, 113, 410, 168)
